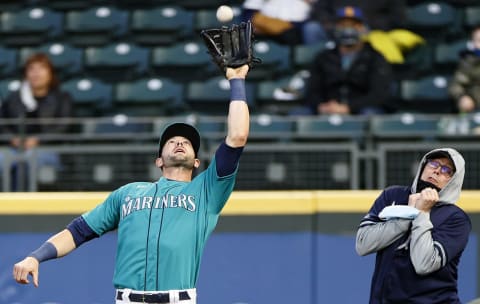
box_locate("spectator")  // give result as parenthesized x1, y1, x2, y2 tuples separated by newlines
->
(356, 148, 470, 303)
(449, 25, 480, 113)
(292, 6, 393, 115)
(0, 53, 73, 191)
(311, 0, 424, 64)
(241, 0, 328, 45)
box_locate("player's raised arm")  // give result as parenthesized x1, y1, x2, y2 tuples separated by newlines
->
(225, 65, 250, 148)
(201, 21, 260, 148)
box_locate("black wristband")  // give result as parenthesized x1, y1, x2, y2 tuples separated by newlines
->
(28, 242, 58, 263)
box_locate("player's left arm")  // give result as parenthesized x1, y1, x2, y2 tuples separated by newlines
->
(409, 208, 471, 275)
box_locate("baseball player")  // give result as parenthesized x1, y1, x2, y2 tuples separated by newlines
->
(12, 55, 251, 303)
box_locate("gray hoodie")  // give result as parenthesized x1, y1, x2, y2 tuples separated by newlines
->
(356, 147, 466, 275)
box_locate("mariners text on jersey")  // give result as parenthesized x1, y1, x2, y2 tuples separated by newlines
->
(122, 194, 196, 218)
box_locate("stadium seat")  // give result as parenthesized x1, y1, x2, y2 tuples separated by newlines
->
(19, 43, 83, 77)
(248, 114, 295, 141)
(434, 39, 469, 72)
(292, 42, 329, 70)
(130, 6, 194, 45)
(65, 6, 129, 46)
(405, 2, 460, 41)
(0, 79, 21, 100)
(0, 7, 63, 46)
(296, 115, 367, 140)
(399, 75, 454, 113)
(194, 7, 241, 32)
(61, 78, 113, 117)
(0, 47, 18, 78)
(255, 73, 309, 114)
(185, 76, 256, 115)
(464, 6, 480, 29)
(151, 41, 213, 81)
(84, 42, 150, 81)
(84, 116, 153, 135)
(370, 113, 441, 139)
(177, 0, 225, 9)
(114, 78, 185, 116)
(248, 40, 291, 80)
(38, 0, 100, 10)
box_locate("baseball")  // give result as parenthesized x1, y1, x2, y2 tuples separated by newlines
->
(216, 5, 234, 23)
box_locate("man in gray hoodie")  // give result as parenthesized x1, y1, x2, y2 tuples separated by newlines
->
(356, 148, 470, 303)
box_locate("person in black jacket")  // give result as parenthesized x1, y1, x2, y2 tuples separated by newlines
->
(295, 6, 393, 115)
(356, 148, 470, 303)
(0, 53, 73, 191)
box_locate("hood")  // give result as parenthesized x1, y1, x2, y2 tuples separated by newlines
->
(411, 148, 465, 204)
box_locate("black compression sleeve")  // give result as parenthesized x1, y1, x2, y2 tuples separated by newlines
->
(66, 216, 99, 247)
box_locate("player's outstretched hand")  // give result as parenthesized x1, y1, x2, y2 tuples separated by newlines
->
(13, 257, 40, 287)
(226, 64, 249, 80)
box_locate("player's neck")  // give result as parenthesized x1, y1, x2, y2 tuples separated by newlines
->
(161, 167, 193, 182)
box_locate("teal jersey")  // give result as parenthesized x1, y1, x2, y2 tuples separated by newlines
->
(82, 156, 236, 291)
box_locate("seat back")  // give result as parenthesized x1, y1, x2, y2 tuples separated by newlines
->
(19, 43, 83, 77)
(85, 42, 149, 81)
(0, 7, 63, 46)
(399, 75, 454, 113)
(0, 47, 17, 77)
(131, 6, 194, 45)
(62, 77, 113, 117)
(151, 41, 212, 80)
(114, 78, 185, 116)
(65, 6, 129, 46)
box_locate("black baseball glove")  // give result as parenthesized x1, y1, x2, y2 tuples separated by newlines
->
(201, 21, 261, 74)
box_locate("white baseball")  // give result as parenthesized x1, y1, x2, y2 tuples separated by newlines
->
(216, 5, 234, 23)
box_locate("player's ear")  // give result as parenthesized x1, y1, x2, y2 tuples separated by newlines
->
(193, 158, 200, 169)
(155, 157, 164, 169)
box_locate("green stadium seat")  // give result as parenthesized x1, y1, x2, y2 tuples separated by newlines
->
(114, 78, 185, 116)
(248, 40, 291, 80)
(370, 113, 441, 139)
(0, 7, 63, 46)
(61, 78, 113, 117)
(130, 6, 194, 45)
(19, 43, 83, 77)
(464, 6, 480, 29)
(255, 73, 309, 115)
(84, 42, 149, 81)
(399, 75, 454, 113)
(0, 79, 20, 100)
(85, 116, 153, 135)
(0, 47, 18, 77)
(194, 7, 241, 32)
(248, 114, 295, 141)
(185, 76, 256, 115)
(177, 0, 225, 9)
(405, 2, 460, 41)
(434, 39, 469, 72)
(65, 6, 129, 46)
(151, 41, 212, 81)
(296, 116, 367, 140)
(292, 42, 329, 70)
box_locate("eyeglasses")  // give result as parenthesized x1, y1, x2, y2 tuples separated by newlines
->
(426, 160, 454, 177)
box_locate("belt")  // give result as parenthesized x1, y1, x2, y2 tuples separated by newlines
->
(116, 290, 191, 303)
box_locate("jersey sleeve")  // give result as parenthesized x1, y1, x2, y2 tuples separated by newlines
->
(82, 188, 123, 235)
(200, 153, 238, 215)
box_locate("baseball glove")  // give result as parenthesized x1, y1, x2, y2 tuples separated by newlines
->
(201, 21, 261, 74)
